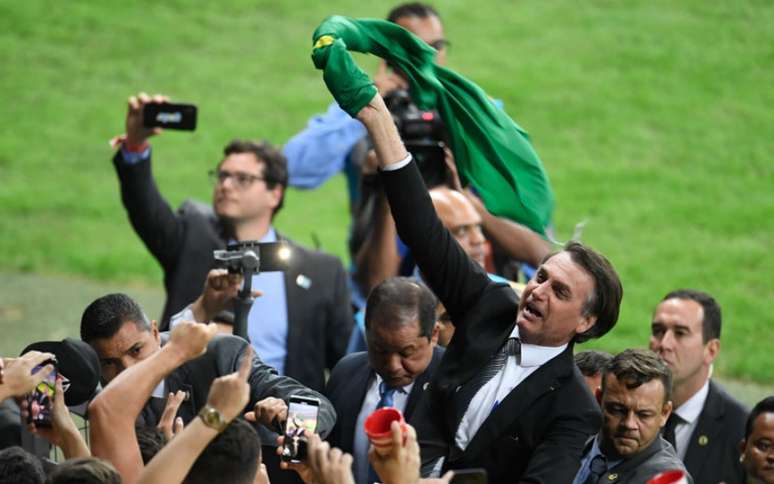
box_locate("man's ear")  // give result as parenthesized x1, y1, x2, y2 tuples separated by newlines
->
(576, 314, 598, 337)
(660, 400, 674, 428)
(431, 322, 441, 346)
(151, 320, 160, 342)
(738, 438, 747, 461)
(595, 387, 602, 405)
(704, 338, 720, 365)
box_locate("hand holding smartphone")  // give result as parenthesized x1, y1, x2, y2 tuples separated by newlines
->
(280, 396, 320, 463)
(142, 102, 198, 131)
(25, 358, 57, 428)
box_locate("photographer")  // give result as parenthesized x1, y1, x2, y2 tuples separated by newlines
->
(112, 93, 352, 392)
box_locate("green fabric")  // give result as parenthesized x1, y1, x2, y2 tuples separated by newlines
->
(311, 15, 554, 235)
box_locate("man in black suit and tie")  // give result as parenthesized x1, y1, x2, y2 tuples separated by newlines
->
(352, 92, 624, 482)
(324, 277, 444, 484)
(649, 289, 749, 484)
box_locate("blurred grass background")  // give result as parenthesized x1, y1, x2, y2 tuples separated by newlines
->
(0, 1, 772, 390)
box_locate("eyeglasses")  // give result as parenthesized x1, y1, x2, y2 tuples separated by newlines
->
(429, 39, 450, 51)
(208, 169, 267, 189)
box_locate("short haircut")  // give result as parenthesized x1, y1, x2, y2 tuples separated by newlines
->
(80, 293, 150, 343)
(387, 2, 440, 23)
(662, 289, 722, 342)
(222, 139, 288, 216)
(745, 396, 774, 440)
(602, 349, 673, 404)
(575, 350, 613, 377)
(0, 447, 44, 484)
(544, 241, 623, 343)
(136, 424, 167, 464)
(184, 418, 261, 484)
(365, 277, 438, 339)
(46, 457, 121, 484)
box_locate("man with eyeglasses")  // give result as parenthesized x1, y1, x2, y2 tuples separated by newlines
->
(111, 93, 353, 393)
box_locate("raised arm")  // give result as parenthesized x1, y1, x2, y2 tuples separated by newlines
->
(135, 347, 252, 484)
(112, 92, 186, 270)
(356, 94, 492, 321)
(88, 321, 218, 483)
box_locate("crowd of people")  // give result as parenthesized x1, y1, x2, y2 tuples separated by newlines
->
(1, 3, 771, 484)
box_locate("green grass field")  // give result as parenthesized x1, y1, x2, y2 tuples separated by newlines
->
(1, 1, 772, 384)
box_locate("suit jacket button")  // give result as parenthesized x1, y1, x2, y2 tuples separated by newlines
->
(698, 435, 709, 446)
(608, 473, 618, 480)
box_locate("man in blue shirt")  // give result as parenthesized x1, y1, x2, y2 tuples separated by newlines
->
(111, 93, 353, 392)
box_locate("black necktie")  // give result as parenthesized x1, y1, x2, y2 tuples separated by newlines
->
(455, 337, 521, 417)
(584, 454, 607, 484)
(662, 412, 683, 449)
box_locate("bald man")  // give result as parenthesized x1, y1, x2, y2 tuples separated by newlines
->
(429, 187, 487, 268)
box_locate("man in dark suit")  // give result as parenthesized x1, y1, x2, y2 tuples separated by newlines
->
(649, 289, 749, 484)
(111, 93, 352, 392)
(324, 277, 443, 484)
(573, 349, 690, 484)
(353, 92, 623, 482)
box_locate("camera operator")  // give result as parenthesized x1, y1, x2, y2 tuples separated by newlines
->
(112, 93, 352, 392)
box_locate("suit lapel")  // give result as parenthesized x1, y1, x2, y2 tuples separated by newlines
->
(683, 381, 722, 474)
(461, 347, 573, 460)
(603, 437, 665, 483)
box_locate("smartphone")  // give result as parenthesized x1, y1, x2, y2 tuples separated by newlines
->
(142, 102, 197, 131)
(25, 359, 57, 428)
(450, 468, 487, 484)
(280, 396, 320, 463)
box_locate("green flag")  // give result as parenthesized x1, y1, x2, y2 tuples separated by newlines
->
(311, 15, 554, 236)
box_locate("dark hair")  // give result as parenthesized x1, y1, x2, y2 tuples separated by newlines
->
(46, 457, 121, 484)
(0, 447, 44, 484)
(136, 425, 167, 464)
(744, 396, 774, 439)
(365, 277, 438, 339)
(575, 350, 613, 377)
(662, 289, 722, 342)
(387, 2, 440, 23)
(184, 419, 261, 484)
(602, 349, 672, 404)
(222, 139, 288, 216)
(80, 293, 150, 343)
(544, 241, 623, 343)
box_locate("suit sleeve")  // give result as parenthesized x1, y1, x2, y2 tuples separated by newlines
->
(113, 149, 185, 270)
(215, 335, 338, 438)
(380, 160, 493, 324)
(325, 258, 354, 370)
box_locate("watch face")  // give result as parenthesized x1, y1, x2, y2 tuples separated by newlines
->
(200, 406, 225, 430)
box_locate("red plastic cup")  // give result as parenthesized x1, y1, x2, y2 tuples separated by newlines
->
(364, 407, 406, 455)
(647, 470, 688, 484)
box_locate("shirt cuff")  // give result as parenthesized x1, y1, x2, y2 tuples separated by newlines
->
(380, 153, 412, 172)
(170, 304, 195, 327)
(120, 145, 151, 165)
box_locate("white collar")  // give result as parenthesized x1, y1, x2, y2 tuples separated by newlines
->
(508, 326, 567, 368)
(674, 379, 710, 424)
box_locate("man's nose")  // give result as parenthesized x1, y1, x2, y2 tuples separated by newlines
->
(386, 354, 403, 373)
(621, 411, 639, 430)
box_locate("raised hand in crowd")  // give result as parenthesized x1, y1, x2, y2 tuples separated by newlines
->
(188, 268, 262, 327)
(136, 346, 253, 484)
(277, 430, 355, 484)
(21, 376, 90, 459)
(369, 421, 421, 484)
(167, 320, 220, 362)
(157, 390, 186, 440)
(245, 395, 287, 430)
(0, 351, 55, 400)
(124, 92, 168, 148)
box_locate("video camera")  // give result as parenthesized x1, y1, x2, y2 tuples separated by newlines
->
(213, 241, 292, 339)
(384, 89, 449, 188)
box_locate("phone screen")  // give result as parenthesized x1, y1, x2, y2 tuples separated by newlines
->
(282, 397, 320, 463)
(26, 362, 57, 427)
(142, 103, 198, 131)
(450, 468, 487, 484)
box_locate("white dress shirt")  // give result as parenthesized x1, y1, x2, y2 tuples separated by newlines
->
(353, 374, 414, 484)
(455, 326, 567, 450)
(671, 379, 710, 459)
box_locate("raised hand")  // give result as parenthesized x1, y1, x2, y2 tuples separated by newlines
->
(167, 321, 219, 363)
(244, 396, 287, 430)
(125, 92, 169, 147)
(157, 390, 186, 440)
(368, 421, 421, 484)
(205, 345, 252, 422)
(0, 351, 55, 399)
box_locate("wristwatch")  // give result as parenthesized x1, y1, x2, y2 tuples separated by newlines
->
(198, 405, 228, 432)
